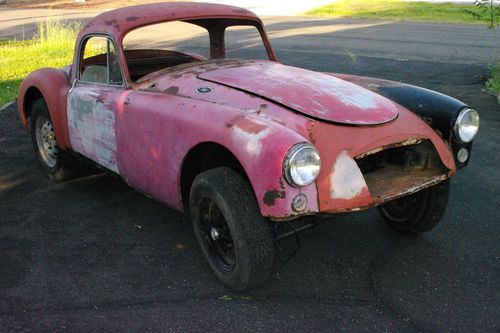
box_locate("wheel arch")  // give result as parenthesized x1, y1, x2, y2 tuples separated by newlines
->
(21, 86, 44, 128)
(179, 142, 249, 210)
(17, 68, 72, 149)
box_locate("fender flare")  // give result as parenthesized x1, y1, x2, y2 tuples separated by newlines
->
(18, 68, 72, 149)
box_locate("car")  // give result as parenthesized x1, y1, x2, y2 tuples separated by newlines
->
(17, 2, 480, 290)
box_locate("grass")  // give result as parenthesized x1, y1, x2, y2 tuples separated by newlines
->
(307, 0, 491, 25)
(487, 64, 500, 95)
(0, 20, 81, 106)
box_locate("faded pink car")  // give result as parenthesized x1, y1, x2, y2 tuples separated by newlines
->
(18, 3, 479, 290)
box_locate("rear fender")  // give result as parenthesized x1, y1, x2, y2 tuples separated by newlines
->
(18, 68, 72, 149)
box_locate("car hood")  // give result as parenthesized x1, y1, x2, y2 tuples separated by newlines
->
(197, 61, 399, 125)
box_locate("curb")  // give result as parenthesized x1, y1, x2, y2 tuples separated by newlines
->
(0, 99, 16, 112)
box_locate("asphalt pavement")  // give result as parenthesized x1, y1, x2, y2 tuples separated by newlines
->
(0, 12, 499, 333)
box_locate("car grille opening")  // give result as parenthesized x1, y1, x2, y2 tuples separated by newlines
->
(355, 140, 449, 204)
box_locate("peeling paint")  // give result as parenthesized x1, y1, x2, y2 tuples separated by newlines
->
(330, 150, 367, 200)
(68, 89, 119, 173)
(198, 61, 399, 125)
(165, 86, 180, 95)
(232, 125, 272, 156)
(355, 138, 424, 159)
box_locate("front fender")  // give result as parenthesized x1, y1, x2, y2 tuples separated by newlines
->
(330, 73, 473, 168)
(17, 68, 72, 149)
(216, 112, 319, 219)
(116, 91, 319, 220)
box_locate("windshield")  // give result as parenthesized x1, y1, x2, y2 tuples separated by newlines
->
(122, 19, 273, 82)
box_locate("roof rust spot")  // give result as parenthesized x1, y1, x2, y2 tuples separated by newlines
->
(105, 19, 119, 28)
(233, 8, 250, 14)
(126, 16, 140, 22)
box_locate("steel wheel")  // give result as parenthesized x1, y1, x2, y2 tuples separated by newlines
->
(190, 167, 275, 290)
(199, 198, 236, 272)
(30, 99, 78, 181)
(35, 115, 59, 168)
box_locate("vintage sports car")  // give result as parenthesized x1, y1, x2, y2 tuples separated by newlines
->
(18, 3, 480, 290)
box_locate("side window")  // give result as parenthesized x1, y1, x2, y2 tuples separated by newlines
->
(224, 26, 268, 60)
(80, 36, 123, 85)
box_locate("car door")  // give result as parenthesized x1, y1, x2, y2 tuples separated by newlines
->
(67, 35, 124, 174)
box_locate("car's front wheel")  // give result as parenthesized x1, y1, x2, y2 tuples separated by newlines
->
(31, 99, 77, 181)
(190, 167, 275, 290)
(377, 179, 450, 234)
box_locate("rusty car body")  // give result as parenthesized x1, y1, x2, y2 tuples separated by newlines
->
(17, 2, 480, 290)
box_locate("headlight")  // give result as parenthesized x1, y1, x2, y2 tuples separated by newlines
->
(454, 108, 479, 143)
(283, 143, 321, 187)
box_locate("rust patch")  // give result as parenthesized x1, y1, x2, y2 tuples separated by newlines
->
(233, 8, 250, 14)
(126, 16, 140, 21)
(263, 189, 286, 207)
(355, 138, 425, 160)
(307, 121, 317, 145)
(164, 86, 180, 95)
(225, 116, 267, 134)
(256, 103, 268, 115)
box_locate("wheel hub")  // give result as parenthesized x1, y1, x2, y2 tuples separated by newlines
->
(210, 227, 220, 241)
(36, 118, 59, 168)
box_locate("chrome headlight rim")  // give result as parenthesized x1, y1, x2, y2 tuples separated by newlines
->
(454, 108, 479, 143)
(283, 142, 321, 187)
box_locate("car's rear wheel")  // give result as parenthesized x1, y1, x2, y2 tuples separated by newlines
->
(377, 179, 450, 234)
(31, 99, 77, 181)
(190, 167, 275, 290)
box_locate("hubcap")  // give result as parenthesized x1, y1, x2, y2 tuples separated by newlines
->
(200, 199, 236, 271)
(36, 116, 59, 168)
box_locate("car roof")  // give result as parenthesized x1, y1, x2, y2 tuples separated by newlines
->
(79, 2, 261, 41)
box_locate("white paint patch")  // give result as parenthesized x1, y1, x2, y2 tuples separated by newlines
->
(330, 150, 367, 200)
(232, 126, 272, 157)
(67, 89, 119, 174)
(330, 87, 379, 110)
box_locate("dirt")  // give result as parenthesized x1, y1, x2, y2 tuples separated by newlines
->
(3, 0, 191, 10)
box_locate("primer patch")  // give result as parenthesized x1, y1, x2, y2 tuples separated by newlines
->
(330, 150, 367, 200)
(232, 126, 272, 156)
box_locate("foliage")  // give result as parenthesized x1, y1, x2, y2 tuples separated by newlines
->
(0, 19, 81, 105)
(308, 0, 489, 24)
(465, 0, 500, 29)
(486, 64, 500, 94)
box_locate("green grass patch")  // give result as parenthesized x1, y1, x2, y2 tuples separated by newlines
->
(486, 64, 500, 95)
(307, 0, 490, 25)
(0, 20, 81, 106)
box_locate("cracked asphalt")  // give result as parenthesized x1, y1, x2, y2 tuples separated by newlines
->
(1, 16, 499, 332)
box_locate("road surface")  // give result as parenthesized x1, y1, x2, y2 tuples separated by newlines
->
(0, 10, 499, 333)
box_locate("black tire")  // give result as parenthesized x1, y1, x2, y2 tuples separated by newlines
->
(190, 167, 275, 290)
(377, 179, 450, 234)
(30, 99, 77, 181)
